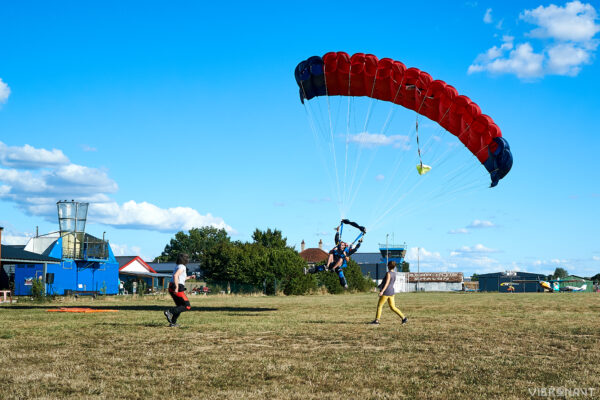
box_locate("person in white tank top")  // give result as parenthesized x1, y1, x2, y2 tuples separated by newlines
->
(164, 253, 193, 327)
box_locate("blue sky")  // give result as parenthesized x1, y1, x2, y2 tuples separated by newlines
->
(0, 1, 599, 277)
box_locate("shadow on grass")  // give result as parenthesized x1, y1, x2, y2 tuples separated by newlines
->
(305, 320, 362, 325)
(3, 305, 278, 313)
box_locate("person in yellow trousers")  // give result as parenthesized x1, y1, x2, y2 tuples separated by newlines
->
(370, 261, 408, 325)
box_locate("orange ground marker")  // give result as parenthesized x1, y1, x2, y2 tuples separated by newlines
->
(46, 307, 118, 313)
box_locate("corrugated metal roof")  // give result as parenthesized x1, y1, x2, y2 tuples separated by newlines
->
(351, 253, 382, 264)
(477, 271, 547, 279)
(119, 271, 171, 278)
(1, 244, 62, 263)
(115, 256, 138, 267)
(409, 272, 463, 283)
(146, 262, 201, 273)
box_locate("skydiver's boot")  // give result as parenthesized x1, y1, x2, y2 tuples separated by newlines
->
(335, 267, 348, 289)
(305, 265, 324, 275)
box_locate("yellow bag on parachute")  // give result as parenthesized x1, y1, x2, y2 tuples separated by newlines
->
(416, 163, 432, 175)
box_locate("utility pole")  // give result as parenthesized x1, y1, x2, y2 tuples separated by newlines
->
(417, 247, 420, 292)
(385, 234, 389, 266)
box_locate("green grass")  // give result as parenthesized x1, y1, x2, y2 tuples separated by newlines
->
(1, 292, 599, 399)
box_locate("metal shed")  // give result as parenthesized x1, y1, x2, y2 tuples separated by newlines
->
(477, 271, 547, 292)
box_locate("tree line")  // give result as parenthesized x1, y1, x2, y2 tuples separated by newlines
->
(154, 227, 374, 295)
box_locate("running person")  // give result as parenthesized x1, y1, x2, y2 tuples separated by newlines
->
(305, 223, 363, 288)
(164, 253, 192, 327)
(370, 261, 408, 325)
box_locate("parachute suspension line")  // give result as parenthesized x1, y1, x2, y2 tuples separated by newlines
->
(370, 92, 458, 226)
(341, 66, 354, 217)
(370, 97, 462, 228)
(344, 70, 381, 215)
(415, 115, 426, 171)
(323, 65, 344, 215)
(418, 112, 451, 163)
(380, 74, 406, 134)
(302, 101, 344, 216)
(367, 76, 412, 220)
(348, 69, 381, 194)
(300, 81, 344, 217)
(369, 171, 431, 232)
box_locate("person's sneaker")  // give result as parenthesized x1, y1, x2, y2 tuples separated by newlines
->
(401, 317, 408, 325)
(369, 320, 380, 325)
(169, 323, 179, 328)
(344, 284, 349, 289)
(164, 310, 173, 324)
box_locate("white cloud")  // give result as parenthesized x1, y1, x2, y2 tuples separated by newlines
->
(0, 142, 69, 169)
(448, 219, 495, 234)
(91, 200, 234, 233)
(469, 1, 600, 79)
(1, 233, 33, 245)
(404, 247, 449, 270)
(375, 174, 385, 181)
(0, 164, 117, 200)
(0, 79, 10, 104)
(347, 132, 410, 149)
(406, 246, 443, 261)
(521, 0, 600, 42)
(467, 219, 495, 229)
(49, 164, 118, 194)
(469, 42, 545, 78)
(110, 243, 143, 257)
(484, 8, 493, 23)
(81, 144, 97, 152)
(593, 255, 600, 261)
(547, 42, 592, 75)
(0, 143, 234, 235)
(450, 244, 498, 256)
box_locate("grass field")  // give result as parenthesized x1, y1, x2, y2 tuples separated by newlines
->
(1, 292, 599, 399)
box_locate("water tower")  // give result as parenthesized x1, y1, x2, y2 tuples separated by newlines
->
(57, 200, 107, 260)
(379, 242, 407, 266)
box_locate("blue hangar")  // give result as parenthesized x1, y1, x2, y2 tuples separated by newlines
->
(11, 201, 119, 296)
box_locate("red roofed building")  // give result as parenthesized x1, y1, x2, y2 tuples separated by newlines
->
(299, 240, 328, 265)
(117, 256, 171, 293)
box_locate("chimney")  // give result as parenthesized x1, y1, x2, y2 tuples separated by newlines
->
(318, 239, 323, 250)
(301, 240, 305, 252)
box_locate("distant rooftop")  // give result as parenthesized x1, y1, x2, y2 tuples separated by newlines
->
(299, 248, 328, 263)
(1, 244, 61, 264)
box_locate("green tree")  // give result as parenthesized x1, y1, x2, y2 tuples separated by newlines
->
(251, 228, 289, 249)
(552, 267, 568, 280)
(31, 277, 45, 300)
(313, 258, 375, 294)
(400, 261, 410, 272)
(154, 227, 230, 263)
(471, 273, 479, 282)
(201, 240, 312, 295)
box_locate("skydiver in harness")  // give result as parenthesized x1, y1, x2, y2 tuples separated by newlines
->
(304, 219, 366, 289)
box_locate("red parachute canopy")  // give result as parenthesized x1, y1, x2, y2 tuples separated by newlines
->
(318, 52, 501, 164)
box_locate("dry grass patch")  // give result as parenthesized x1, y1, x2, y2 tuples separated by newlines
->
(1, 292, 599, 399)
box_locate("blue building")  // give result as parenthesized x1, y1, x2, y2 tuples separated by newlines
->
(1, 243, 62, 294)
(477, 271, 548, 292)
(351, 242, 407, 285)
(12, 201, 120, 296)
